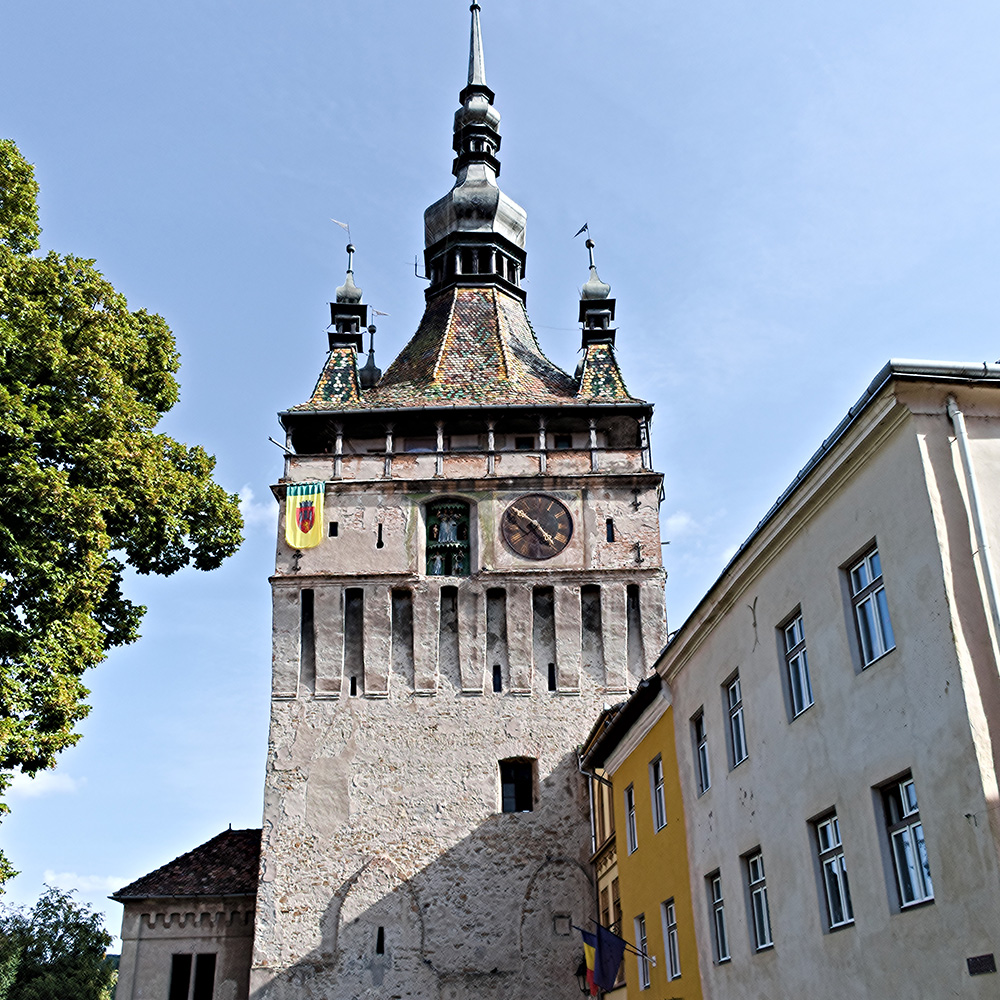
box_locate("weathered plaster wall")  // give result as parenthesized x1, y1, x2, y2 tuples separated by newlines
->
(117, 897, 255, 1000)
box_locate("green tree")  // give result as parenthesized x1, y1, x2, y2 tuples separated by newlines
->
(0, 140, 243, 881)
(0, 886, 116, 1000)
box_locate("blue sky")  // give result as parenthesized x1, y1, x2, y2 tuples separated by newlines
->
(3, 1, 999, 943)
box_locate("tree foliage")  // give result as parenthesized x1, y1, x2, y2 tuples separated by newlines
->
(0, 886, 116, 1000)
(0, 140, 243, 880)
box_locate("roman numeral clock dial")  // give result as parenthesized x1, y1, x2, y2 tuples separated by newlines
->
(501, 494, 573, 560)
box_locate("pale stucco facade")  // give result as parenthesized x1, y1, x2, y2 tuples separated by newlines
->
(659, 363, 1000, 997)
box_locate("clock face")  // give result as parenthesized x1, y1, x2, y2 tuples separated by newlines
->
(501, 494, 573, 560)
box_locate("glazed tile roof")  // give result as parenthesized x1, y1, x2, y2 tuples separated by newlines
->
(111, 828, 261, 900)
(578, 341, 632, 401)
(304, 345, 362, 407)
(289, 285, 645, 413)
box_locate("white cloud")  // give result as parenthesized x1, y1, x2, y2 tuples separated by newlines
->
(42, 871, 128, 895)
(239, 485, 276, 530)
(664, 511, 697, 538)
(7, 771, 83, 798)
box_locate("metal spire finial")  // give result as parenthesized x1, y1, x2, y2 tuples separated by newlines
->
(336, 243, 363, 304)
(581, 238, 611, 300)
(468, 3, 486, 86)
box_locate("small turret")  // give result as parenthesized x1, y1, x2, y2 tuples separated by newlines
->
(359, 325, 382, 389)
(578, 239, 616, 346)
(329, 244, 367, 350)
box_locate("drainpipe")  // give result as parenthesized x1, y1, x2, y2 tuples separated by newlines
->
(947, 396, 1000, 665)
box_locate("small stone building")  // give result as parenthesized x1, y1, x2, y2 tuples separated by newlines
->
(112, 828, 260, 1000)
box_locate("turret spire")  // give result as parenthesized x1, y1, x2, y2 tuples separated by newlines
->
(329, 243, 367, 350)
(468, 3, 486, 87)
(579, 239, 617, 346)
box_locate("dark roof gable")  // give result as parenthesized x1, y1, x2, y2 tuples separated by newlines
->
(111, 828, 261, 901)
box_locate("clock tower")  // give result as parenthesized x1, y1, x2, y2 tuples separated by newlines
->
(251, 6, 666, 998)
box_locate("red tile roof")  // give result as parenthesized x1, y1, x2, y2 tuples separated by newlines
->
(111, 828, 260, 900)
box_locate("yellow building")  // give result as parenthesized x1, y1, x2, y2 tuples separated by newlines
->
(582, 676, 703, 1000)
(581, 709, 627, 1000)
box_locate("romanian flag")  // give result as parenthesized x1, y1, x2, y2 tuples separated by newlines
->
(285, 482, 325, 549)
(580, 929, 599, 996)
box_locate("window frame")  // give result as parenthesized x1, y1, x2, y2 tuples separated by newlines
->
(661, 898, 681, 981)
(707, 872, 730, 963)
(746, 850, 773, 951)
(498, 757, 535, 813)
(849, 545, 895, 667)
(625, 783, 638, 854)
(634, 913, 651, 990)
(692, 710, 710, 794)
(881, 775, 934, 908)
(650, 755, 666, 831)
(781, 610, 814, 718)
(726, 674, 748, 768)
(814, 812, 854, 930)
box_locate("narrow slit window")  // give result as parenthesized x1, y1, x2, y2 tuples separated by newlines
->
(344, 588, 364, 695)
(299, 588, 315, 693)
(376, 523, 384, 548)
(375, 926, 385, 955)
(606, 518, 615, 542)
(547, 662, 557, 692)
(329, 521, 339, 537)
(493, 664, 503, 692)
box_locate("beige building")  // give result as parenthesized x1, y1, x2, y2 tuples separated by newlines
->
(658, 361, 1000, 996)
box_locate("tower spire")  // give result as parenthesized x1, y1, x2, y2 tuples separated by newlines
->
(468, 2, 486, 87)
(422, 3, 528, 298)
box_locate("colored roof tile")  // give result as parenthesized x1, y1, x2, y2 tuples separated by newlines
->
(289, 285, 645, 413)
(111, 828, 261, 900)
(577, 342, 634, 402)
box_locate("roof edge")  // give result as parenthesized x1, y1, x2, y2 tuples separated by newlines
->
(659, 359, 1000, 665)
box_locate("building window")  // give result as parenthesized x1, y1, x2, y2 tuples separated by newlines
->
(634, 914, 651, 989)
(514, 435, 535, 450)
(170, 954, 216, 1000)
(606, 517, 615, 542)
(553, 433, 572, 449)
(499, 757, 534, 813)
(625, 784, 638, 853)
(661, 899, 681, 980)
(692, 711, 710, 794)
(708, 873, 730, 963)
(492, 664, 503, 692)
(815, 813, 854, 928)
(882, 775, 934, 907)
(726, 675, 748, 767)
(746, 851, 773, 950)
(782, 612, 813, 717)
(650, 756, 666, 831)
(426, 500, 471, 576)
(849, 545, 895, 666)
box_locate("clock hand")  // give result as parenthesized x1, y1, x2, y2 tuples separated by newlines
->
(513, 507, 554, 546)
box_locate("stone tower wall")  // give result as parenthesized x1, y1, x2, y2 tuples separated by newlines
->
(252, 454, 666, 998)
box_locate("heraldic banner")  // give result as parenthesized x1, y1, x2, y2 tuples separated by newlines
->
(285, 482, 325, 549)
